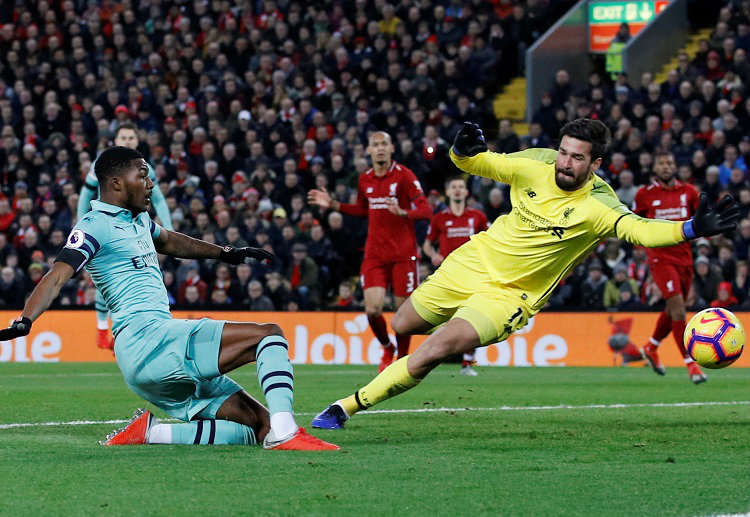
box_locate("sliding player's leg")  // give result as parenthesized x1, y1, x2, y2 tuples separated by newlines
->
(215, 321, 338, 449)
(107, 319, 337, 449)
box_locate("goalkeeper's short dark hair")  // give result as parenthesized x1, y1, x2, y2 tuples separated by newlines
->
(95, 146, 144, 185)
(559, 118, 611, 160)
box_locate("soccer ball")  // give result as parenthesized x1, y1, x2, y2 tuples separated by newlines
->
(684, 308, 745, 369)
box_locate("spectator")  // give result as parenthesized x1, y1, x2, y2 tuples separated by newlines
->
(265, 271, 292, 311)
(693, 256, 722, 307)
(581, 260, 608, 309)
(731, 260, 749, 307)
(617, 282, 643, 310)
(182, 285, 205, 309)
(493, 119, 521, 153)
(735, 218, 750, 261)
(0, 266, 24, 308)
(287, 243, 320, 309)
(614, 169, 638, 208)
(177, 263, 208, 305)
(329, 280, 362, 310)
(246, 280, 275, 311)
(603, 264, 641, 308)
(711, 281, 739, 308)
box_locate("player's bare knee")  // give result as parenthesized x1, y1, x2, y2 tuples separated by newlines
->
(258, 322, 284, 340)
(366, 308, 383, 320)
(391, 312, 406, 334)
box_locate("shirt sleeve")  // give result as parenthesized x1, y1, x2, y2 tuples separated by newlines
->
(426, 214, 441, 242)
(632, 187, 648, 217)
(403, 170, 432, 220)
(150, 217, 162, 240)
(76, 166, 99, 219)
(450, 148, 553, 185)
(338, 175, 369, 217)
(590, 187, 685, 247)
(505, 148, 558, 163)
(55, 217, 109, 273)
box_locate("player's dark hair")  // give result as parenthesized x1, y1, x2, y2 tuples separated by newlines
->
(115, 122, 138, 138)
(559, 118, 611, 160)
(95, 146, 144, 185)
(444, 174, 467, 189)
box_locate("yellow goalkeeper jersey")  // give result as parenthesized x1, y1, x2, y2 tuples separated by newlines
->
(450, 148, 687, 311)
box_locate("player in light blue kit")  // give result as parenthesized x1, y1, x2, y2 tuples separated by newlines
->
(0, 146, 338, 450)
(77, 123, 174, 351)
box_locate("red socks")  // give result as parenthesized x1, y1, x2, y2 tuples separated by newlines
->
(671, 320, 688, 358)
(651, 311, 672, 342)
(396, 333, 411, 358)
(368, 314, 410, 357)
(368, 314, 391, 346)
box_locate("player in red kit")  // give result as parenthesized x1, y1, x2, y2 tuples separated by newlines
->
(423, 176, 489, 376)
(633, 151, 706, 384)
(308, 132, 432, 371)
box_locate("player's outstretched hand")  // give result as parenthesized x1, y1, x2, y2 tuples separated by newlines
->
(0, 317, 32, 341)
(219, 246, 275, 265)
(685, 193, 741, 239)
(307, 188, 332, 209)
(452, 122, 487, 157)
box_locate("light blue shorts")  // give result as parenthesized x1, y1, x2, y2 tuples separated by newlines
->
(114, 318, 242, 421)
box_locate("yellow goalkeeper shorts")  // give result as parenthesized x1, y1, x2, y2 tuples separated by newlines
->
(410, 241, 531, 345)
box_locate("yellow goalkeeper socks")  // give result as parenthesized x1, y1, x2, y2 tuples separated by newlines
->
(338, 356, 421, 416)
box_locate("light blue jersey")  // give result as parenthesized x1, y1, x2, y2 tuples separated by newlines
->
(78, 160, 173, 230)
(64, 200, 170, 336)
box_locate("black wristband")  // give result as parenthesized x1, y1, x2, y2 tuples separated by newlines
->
(16, 317, 32, 332)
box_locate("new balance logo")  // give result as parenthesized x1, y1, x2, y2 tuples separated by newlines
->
(524, 188, 537, 198)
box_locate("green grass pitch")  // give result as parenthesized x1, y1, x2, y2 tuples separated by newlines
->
(0, 363, 748, 517)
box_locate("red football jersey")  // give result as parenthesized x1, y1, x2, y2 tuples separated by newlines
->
(426, 207, 490, 256)
(632, 180, 699, 266)
(338, 161, 432, 261)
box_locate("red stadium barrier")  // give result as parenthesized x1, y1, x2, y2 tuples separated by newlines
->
(0, 310, 747, 367)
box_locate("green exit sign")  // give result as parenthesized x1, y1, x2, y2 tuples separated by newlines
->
(589, 1, 666, 24)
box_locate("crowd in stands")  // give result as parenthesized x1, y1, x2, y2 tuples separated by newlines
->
(0, 0, 747, 313)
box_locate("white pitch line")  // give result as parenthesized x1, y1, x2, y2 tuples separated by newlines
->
(352, 400, 750, 415)
(0, 372, 120, 378)
(696, 513, 750, 517)
(1, 400, 747, 430)
(0, 369, 375, 379)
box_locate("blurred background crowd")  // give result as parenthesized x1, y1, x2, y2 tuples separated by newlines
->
(0, 0, 747, 312)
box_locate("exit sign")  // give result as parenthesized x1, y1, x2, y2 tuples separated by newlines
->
(589, 1, 668, 24)
(588, 1, 669, 52)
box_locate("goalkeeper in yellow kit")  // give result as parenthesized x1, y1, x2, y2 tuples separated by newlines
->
(311, 119, 740, 430)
